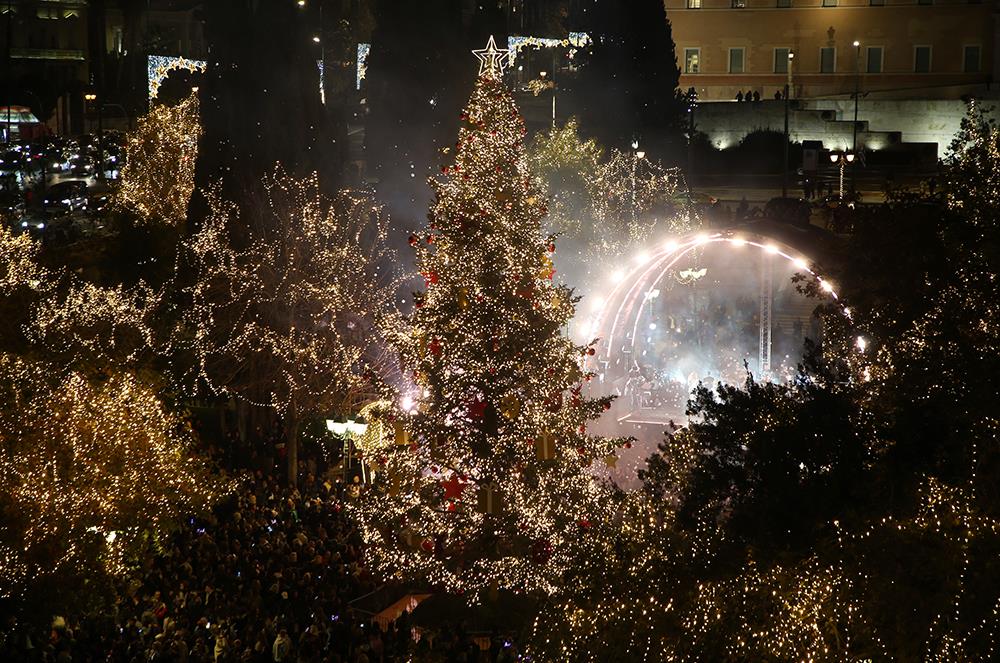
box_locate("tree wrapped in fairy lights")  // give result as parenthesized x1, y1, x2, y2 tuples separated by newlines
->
(184, 167, 399, 485)
(0, 356, 229, 615)
(353, 41, 627, 600)
(116, 91, 201, 227)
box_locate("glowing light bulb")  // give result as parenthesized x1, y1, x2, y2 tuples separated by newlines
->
(793, 258, 808, 270)
(855, 336, 868, 352)
(611, 269, 625, 283)
(765, 244, 779, 254)
(664, 240, 679, 253)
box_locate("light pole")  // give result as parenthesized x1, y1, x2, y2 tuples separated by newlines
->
(631, 140, 645, 229)
(782, 50, 794, 198)
(539, 70, 555, 128)
(85, 92, 103, 180)
(5, 0, 12, 145)
(852, 40, 861, 155)
(830, 151, 855, 200)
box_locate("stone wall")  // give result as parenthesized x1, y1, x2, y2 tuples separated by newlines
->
(692, 97, 1000, 159)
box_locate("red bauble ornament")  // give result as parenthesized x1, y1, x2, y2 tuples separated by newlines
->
(428, 338, 442, 356)
(468, 398, 486, 420)
(408, 235, 419, 247)
(625, 442, 633, 449)
(587, 347, 596, 356)
(547, 243, 556, 253)
(420, 538, 434, 553)
(578, 519, 592, 530)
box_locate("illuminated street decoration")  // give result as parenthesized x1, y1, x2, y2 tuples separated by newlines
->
(357, 43, 370, 90)
(147, 55, 207, 101)
(507, 32, 592, 64)
(472, 35, 509, 79)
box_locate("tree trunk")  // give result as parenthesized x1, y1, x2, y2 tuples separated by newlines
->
(286, 415, 299, 487)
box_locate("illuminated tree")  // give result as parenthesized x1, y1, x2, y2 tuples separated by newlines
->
(352, 54, 627, 600)
(0, 226, 48, 354)
(529, 117, 602, 239)
(116, 91, 201, 227)
(30, 280, 163, 372)
(0, 355, 228, 617)
(529, 119, 694, 285)
(184, 167, 399, 485)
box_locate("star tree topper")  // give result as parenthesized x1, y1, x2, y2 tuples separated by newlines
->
(473, 35, 509, 79)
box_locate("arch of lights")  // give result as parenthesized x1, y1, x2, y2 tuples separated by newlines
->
(147, 55, 208, 101)
(584, 230, 850, 382)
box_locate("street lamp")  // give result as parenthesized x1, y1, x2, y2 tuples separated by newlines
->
(829, 151, 855, 200)
(782, 50, 794, 197)
(84, 92, 103, 180)
(539, 70, 556, 127)
(852, 40, 861, 155)
(631, 141, 645, 229)
(326, 418, 370, 482)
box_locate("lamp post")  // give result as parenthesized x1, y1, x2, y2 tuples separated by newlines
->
(829, 151, 855, 200)
(539, 70, 555, 128)
(85, 92, 103, 180)
(326, 418, 369, 483)
(631, 140, 645, 229)
(4, 0, 11, 145)
(852, 40, 861, 155)
(782, 50, 794, 198)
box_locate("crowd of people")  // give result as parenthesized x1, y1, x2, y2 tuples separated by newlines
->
(0, 425, 520, 663)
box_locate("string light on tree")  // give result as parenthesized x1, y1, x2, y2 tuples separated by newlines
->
(352, 39, 629, 601)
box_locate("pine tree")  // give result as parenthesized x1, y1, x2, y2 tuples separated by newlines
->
(353, 45, 626, 600)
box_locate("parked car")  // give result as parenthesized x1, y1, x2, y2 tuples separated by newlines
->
(43, 180, 88, 214)
(0, 190, 26, 220)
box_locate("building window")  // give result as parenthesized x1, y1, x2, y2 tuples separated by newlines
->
(732, 0, 746, 7)
(866, 47, 883, 73)
(777, 0, 792, 6)
(820, 47, 836, 73)
(914, 46, 931, 73)
(774, 48, 791, 73)
(822, 0, 837, 6)
(687, 0, 702, 8)
(684, 48, 701, 74)
(729, 48, 745, 73)
(964, 45, 981, 72)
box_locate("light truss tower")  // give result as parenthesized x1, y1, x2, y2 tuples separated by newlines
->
(759, 252, 773, 376)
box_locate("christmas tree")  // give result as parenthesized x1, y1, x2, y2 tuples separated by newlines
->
(353, 38, 626, 600)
